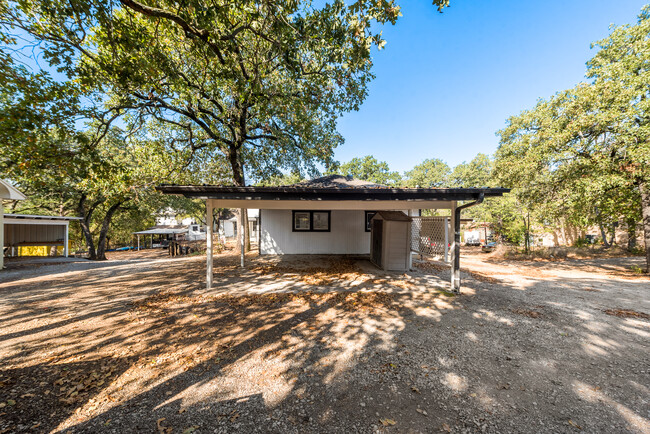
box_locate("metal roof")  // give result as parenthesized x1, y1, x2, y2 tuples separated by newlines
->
(293, 175, 387, 189)
(133, 228, 188, 235)
(157, 184, 509, 201)
(4, 214, 82, 221)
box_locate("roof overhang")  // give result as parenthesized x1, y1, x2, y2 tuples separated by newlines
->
(0, 180, 27, 201)
(4, 214, 82, 226)
(133, 228, 188, 235)
(157, 185, 509, 202)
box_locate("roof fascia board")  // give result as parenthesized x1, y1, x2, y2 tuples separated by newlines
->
(210, 199, 454, 210)
(4, 218, 70, 226)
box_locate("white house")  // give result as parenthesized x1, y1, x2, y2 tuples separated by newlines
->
(158, 175, 509, 292)
(218, 209, 259, 242)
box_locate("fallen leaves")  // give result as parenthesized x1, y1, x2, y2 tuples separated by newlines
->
(214, 291, 395, 311)
(568, 419, 582, 430)
(250, 258, 365, 286)
(511, 308, 543, 319)
(379, 418, 396, 426)
(157, 417, 172, 434)
(603, 308, 649, 320)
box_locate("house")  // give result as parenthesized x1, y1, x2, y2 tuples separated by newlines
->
(158, 175, 509, 292)
(218, 209, 259, 243)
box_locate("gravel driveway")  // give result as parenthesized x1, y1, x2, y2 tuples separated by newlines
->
(0, 249, 648, 433)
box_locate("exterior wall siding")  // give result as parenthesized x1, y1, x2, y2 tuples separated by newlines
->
(4, 223, 65, 246)
(260, 209, 370, 255)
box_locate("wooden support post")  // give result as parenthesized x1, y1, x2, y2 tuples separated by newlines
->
(240, 208, 245, 268)
(444, 217, 449, 263)
(0, 202, 4, 270)
(450, 201, 460, 292)
(64, 222, 69, 257)
(137, 235, 140, 251)
(206, 199, 214, 289)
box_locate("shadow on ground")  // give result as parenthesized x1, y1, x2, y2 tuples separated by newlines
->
(0, 251, 648, 433)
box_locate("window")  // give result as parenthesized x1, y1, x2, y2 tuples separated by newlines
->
(293, 211, 311, 231)
(365, 211, 377, 232)
(292, 210, 331, 232)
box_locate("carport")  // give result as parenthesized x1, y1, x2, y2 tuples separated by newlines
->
(1, 180, 27, 270)
(3, 214, 82, 259)
(159, 176, 509, 292)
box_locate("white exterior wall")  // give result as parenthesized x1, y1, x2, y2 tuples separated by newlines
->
(4, 223, 66, 245)
(260, 209, 370, 255)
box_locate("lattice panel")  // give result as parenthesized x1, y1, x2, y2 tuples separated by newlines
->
(411, 217, 450, 262)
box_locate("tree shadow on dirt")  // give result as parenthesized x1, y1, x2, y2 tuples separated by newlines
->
(1, 254, 648, 433)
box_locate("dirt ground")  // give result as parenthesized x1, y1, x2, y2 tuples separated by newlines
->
(0, 248, 648, 433)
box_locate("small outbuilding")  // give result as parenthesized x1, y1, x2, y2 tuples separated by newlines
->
(1, 180, 27, 270)
(370, 211, 413, 271)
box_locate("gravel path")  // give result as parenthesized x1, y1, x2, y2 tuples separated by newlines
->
(0, 250, 648, 433)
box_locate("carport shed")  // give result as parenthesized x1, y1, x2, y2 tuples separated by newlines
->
(158, 176, 509, 292)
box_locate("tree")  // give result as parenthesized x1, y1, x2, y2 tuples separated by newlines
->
(449, 153, 494, 188)
(1, 0, 450, 252)
(330, 155, 401, 186)
(496, 7, 650, 270)
(403, 158, 450, 187)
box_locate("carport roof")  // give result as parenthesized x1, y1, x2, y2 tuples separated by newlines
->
(157, 178, 509, 202)
(5, 214, 82, 221)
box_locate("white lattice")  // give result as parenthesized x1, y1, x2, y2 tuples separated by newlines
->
(411, 217, 450, 262)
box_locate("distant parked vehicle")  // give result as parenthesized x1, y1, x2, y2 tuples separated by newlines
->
(481, 241, 497, 253)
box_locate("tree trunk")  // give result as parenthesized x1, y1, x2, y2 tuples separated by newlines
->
(77, 195, 97, 260)
(241, 208, 250, 252)
(523, 213, 530, 254)
(626, 217, 637, 251)
(228, 145, 250, 252)
(95, 201, 125, 260)
(608, 222, 617, 247)
(598, 223, 610, 248)
(640, 181, 650, 273)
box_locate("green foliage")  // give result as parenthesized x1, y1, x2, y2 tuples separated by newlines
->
(0, 0, 449, 187)
(449, 153, 494, 188)
(256, 173, 305, 187)
(403, 158, 450, 188)
(495, 7, 650, 267)
(1, 0, 453, 257)
(329, 155, 401, 186)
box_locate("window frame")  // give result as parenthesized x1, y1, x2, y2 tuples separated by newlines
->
(292, 210, 331, 232)
(364, 211, 377, 232)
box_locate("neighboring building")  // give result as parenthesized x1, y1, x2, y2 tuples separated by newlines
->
(158, 175, 509, 292)
(133, 224, 206, 249)
(218, 209, 259, 242)
(133, 210, 206, 249)
(155, 209, 195, 227)
(463, 222, 493, 246)
(1, 180, 26, 269)
(2, 180, 81, 264)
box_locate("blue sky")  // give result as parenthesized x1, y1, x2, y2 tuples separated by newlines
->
(334, 0, 648, 173)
